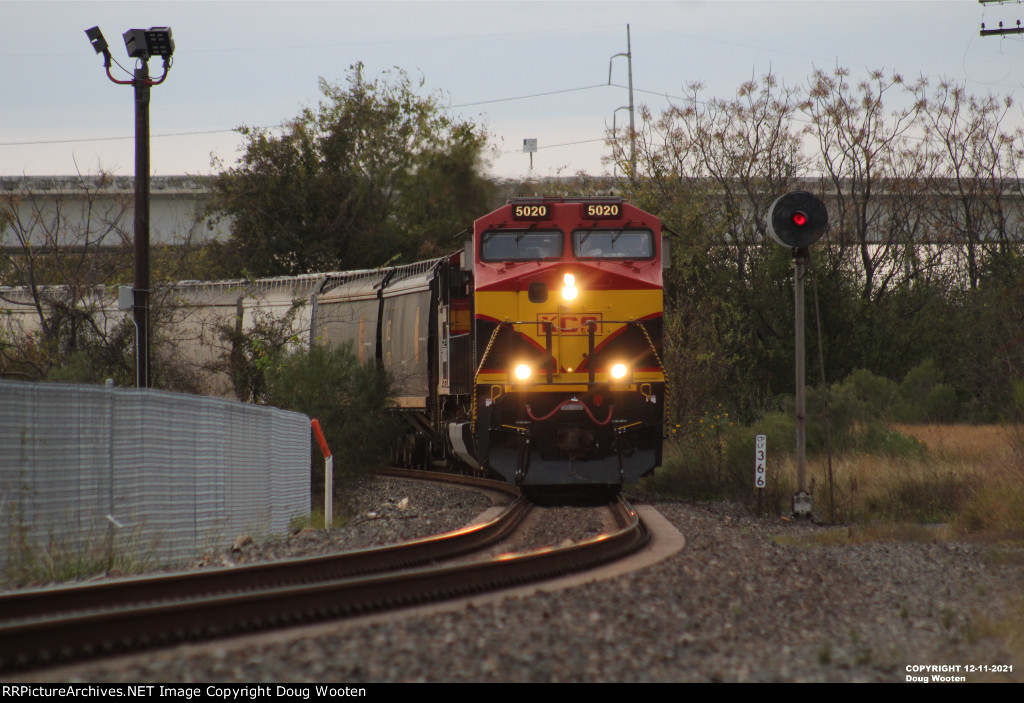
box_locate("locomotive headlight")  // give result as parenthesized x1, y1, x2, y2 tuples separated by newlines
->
(561, 272, 578, 301)
(514, 364, 532, 381)
(610, 363, 628, 380)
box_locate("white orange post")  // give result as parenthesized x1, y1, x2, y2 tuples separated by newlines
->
(311, 419, 333, 529)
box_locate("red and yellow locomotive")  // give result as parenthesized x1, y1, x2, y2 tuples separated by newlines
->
(467, 197, 666, 487)
(315, 196, 667, 490)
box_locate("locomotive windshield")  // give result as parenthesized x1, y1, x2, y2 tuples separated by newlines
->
(481, 230, 563, 261)
(573, 229, 654, 259)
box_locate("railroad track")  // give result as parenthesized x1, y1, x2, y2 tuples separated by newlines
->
(0, 472, 647, 672)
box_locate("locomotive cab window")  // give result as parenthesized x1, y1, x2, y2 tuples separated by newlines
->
(573, 229, 654, 260)
(480, 230, 563, 262)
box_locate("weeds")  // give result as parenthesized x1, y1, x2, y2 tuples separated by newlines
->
(816, 641, 832, 665)
(3, 520, 158, 589)
(291, 496, 357, 532)
(941, 607, 956, 631)
(848, 628, 872, 666)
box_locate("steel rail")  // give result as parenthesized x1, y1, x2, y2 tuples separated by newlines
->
(0, 495, 646, 672)
(374, 467, 519, 495)
(0, 474, 523, 622)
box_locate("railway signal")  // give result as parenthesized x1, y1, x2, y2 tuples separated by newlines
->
(767, 191, 829, 518)
(767, 191, 829, 249)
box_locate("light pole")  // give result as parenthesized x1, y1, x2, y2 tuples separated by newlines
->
(86, 26, 174, 389)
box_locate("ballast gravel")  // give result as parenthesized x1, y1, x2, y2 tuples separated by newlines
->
(24, 479, 1024, 683)
(190, 476, 493, 568)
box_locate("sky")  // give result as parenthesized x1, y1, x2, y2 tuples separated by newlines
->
(2, 0, 1024, 180)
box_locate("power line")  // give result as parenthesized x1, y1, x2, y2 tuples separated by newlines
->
(450, 83, 609, 108)
(0, 128, 244, 147)
(2, 81, 622, 148)
(0, 25, 625, 60)
(500, 137, 606, 154)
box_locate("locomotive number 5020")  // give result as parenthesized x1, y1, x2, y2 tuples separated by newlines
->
(584, 203, 621, 218)
(513, 204, 549, 219)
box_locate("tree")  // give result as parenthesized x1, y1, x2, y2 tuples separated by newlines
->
(609, 73, 809, 418)
(914, 78, 1020, 290)
(0, 171, 213, 390)
(0, 171, 135, 383)
(210, 64, 493, 277)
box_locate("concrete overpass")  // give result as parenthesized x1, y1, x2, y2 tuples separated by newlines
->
(0, 174, 229, 251)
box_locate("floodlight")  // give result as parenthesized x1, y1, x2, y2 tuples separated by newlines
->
(85, 26, 109, 55)
(144, 27, 174, 58)
(123, 27, 174, 59)
(123, 29, 147, 58)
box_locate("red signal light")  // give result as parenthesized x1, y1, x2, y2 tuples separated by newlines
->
(767, 192, 828, 248)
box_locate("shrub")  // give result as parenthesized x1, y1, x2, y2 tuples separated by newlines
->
(646, 409, 795, 512)
(843, 368, 900, 411)
(267, 344, 403, 484)
(893, 360, 964, 423)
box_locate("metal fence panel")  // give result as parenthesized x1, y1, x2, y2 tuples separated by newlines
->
(0, 380, 310, 569)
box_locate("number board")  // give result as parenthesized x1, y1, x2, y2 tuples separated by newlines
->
(512, 204, 550, 220)
(754, 434, 766, 489)
(582, 202, 621, 219)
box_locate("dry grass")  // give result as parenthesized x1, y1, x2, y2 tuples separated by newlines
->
(799, 425, 1024, 537)
(892, 424, 1018, 462)
(651, 423, 1024, 539)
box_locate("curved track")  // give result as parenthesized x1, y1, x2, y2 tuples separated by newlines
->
(0, 473, 647, 672)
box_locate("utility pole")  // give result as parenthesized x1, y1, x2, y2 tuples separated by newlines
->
(86, 26, 174, 388)
(979, 0, 1024, 36)
(609, 24, 636, 174)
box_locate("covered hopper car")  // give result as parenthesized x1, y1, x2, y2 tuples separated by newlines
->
(312, 197, 668, 490)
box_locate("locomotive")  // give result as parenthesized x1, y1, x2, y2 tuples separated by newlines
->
(313, 197, 668, 490)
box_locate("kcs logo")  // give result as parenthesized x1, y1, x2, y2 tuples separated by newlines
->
(536, 313, 602, 335)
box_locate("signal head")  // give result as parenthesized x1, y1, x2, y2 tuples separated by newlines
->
(767, 191, 828, 248)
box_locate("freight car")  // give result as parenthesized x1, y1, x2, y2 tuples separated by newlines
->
(312, 197, 668, 490)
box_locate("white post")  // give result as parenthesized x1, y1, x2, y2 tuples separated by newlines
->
(311, 418, 333, 530)
(324, 455, 333, 529)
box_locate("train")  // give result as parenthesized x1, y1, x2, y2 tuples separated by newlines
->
(312, 197, 668, 490)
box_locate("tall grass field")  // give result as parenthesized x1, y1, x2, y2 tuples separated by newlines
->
(645, 421, 1024, 539)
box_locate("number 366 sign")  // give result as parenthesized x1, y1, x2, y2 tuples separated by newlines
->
(755, 434, 766, 489)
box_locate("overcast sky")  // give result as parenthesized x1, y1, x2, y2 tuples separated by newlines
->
(2, 0, 1024, 179)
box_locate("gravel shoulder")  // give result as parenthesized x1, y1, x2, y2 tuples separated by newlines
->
(16, 480, 1024, 683)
